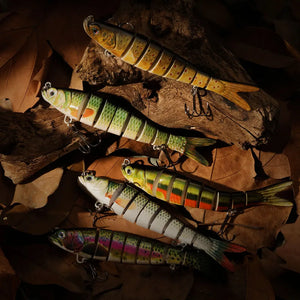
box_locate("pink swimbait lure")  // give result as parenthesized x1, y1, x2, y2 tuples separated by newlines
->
(49, 228, 220, 274)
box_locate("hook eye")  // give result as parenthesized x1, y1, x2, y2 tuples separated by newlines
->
(82, 170, 96, 176)
(122, 158, 131, 167)
(42, 82, 52, 91)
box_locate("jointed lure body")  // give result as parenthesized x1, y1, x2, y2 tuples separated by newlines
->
(83, 16, 259, 111)
(78, 173, 246, 271)
(121, 164, 293, 211)
(49, 228, 219, 274)
(41, 85, 215, 165)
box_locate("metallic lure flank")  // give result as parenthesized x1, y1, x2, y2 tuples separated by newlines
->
(121, 163, 293, 211)
(78, 173, 246, 272)
(83, 16, 259, 111)
(41, 84, 216, 165)
(49, 228, 219, 274)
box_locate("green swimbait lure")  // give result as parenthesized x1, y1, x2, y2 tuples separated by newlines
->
(121, 163, 293, 211)
(49, 228, 219, 274)
(41, 84, 216, 165)
(83, 16, 259, 111)
(78, 173, 246, 272)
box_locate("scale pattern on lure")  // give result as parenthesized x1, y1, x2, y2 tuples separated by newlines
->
(78, 173, 246, 272)
(121, 163, 293, 211)
(83, 16, 259, 111)
(49, 228, 219, 273)
(41, 84, 216, 165)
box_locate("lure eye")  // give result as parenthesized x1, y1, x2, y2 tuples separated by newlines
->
(86, 175, 93, 181)
(58, 231, 66, 239)
(91, 26, 99, 34)
(48, 88, 57, 97)
(125, 167, 133, 175)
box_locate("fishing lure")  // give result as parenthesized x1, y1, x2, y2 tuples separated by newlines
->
(41, 83, 216, 165)
(78, 173, 246, 271)
(121, 163, 293, 211)
(83, 16, 259, 111)
(49, 228, 220, 274)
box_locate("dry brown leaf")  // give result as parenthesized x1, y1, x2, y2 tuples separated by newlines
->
(0, 247, 20, 300)
(0, 0, 119, 113)
(12, 168, 64, 209)
(225, 26, 295, 68)
(274, 19, 300, 52)
(2, 243, 91, 294)
(254, 0, 286, 19)
(245, 256, 275, 300)
(0, 170, 79, 235)
(117, 265, 194, 300)
(275, 102, 300, 273)
(195, 0, 234, 30)
(253, 150, 291, 180)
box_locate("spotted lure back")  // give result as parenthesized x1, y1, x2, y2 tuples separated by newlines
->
(41, 84, 216, 165)
(83, 16, 259, 111)
(121, 163, 293, 211)
(49, 228, 219, 274)
(78, 173, 246, 271)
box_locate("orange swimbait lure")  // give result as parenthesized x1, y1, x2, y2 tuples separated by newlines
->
(83, 16, 259, 111)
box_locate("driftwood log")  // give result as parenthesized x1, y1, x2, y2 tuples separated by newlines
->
(0, 107, 82, 184)
(76, 0, 279, 148)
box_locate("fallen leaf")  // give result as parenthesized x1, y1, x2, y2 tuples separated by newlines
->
(253, 150, 291, 179)
(2, 243, 91, 294)
(0, 170, 79, 235)
(195, 0, 234, 30)
(225, 26, 295, 68)
(12, 168, 64, 209)
(0, 0, 119, 113)
(275, 101, 300, 273)
(117, 265, 194, 300)
(274, 19, 300, 52)
(245, 255, 275, 300)
(0, 247, 20, 300)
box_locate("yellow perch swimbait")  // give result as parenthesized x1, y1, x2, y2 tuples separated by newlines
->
(83, 16, 259, 111)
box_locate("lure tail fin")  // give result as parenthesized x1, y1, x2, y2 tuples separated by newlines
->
(184, 137, 216, 166)
(248, 181, 293, 207)
(206, 239, 246, 272)
(206, 79, 259, 111)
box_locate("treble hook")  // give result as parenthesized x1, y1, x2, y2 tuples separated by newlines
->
(152, 144, 182, 169)
(217, 209, 242, 241)
(64, 115, 101, 154)
(185, 86, 212, 120)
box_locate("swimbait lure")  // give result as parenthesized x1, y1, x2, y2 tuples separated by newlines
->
(78, 173, 246, 271)
(41, 84, 216, 165)
(49, 228, 219, 274)
(121, 163, 293, 211)
(83, 16, 259, 111)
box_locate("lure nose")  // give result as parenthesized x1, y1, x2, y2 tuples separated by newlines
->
(83, 15, 95, 33)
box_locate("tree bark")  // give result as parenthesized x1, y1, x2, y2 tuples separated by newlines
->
(76, 0, 279, 148)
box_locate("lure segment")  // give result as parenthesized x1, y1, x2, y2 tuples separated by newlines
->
(121, 164, 294, 211)
(49, 228, 220, 273)
(83, 16, 259, 111)
(78, 173, 246, 271)
(41, 84, 216, 165)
